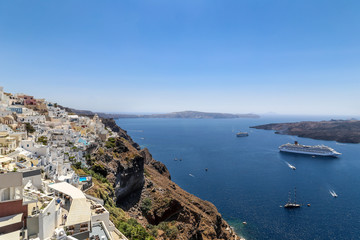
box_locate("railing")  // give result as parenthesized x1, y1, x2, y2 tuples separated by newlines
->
(84, 194, 104, 205)
(113, 228, 129, 240)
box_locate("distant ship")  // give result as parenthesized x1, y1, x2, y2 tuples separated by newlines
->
(279, 141, 341, 157)
(236, 132, 249, 137)
(284, 188, 301, 208)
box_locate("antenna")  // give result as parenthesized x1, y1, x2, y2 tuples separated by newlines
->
(288, 191, 291, 203)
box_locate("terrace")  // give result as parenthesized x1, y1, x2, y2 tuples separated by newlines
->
(48, 182, 91, 238)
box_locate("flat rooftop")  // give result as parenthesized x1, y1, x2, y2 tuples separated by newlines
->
(49, 182, 91, 226)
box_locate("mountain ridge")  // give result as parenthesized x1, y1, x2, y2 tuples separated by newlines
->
(62, 107, 260, 119)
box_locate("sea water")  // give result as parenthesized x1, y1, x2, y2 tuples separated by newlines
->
(116, 116, 360, 240)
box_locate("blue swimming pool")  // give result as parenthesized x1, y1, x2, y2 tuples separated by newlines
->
(78, 138, 89, 145)
(79, 177, 87, 182)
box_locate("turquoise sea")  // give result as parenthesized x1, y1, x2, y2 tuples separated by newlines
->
(116, 116, 360, 240)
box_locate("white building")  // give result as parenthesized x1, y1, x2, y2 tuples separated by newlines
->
(48, 182, 91, 239)
(0, 172, 26, 240)
(20, 140, 49, 157)
(0, 109, 13, 118)
(18, 115, 46, 124)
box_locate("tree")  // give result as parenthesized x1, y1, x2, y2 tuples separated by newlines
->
(25, 123, 35, 134)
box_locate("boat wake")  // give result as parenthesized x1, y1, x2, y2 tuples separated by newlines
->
(189, 174, 195, 178)
(285, 161, 296, 170)
(128, 129, 144, 132)
(329, 189, 338, 198)
(336, 142, 346, 146)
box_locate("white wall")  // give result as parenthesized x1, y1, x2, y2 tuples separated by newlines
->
(91, 211, 110, 230)
(38, 198, 57, 239)
(20, 140, 49, 156)
(0, 110, 13, 118)
(23, 175, 42, 190)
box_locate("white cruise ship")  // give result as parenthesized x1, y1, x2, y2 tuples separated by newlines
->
(279, 141, 341, 157)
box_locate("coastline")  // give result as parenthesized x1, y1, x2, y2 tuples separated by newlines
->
(251, 120, 360, 143)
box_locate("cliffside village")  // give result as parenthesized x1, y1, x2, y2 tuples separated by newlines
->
(0, 87, 128, 240)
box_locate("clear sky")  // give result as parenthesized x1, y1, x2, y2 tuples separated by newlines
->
(0, 0, 359, 115)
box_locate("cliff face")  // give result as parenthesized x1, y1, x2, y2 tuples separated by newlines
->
(90, 118, 240, 240)
(140, 155, 237, 240)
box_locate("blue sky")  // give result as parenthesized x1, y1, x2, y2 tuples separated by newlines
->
(0, 0, 359, 115)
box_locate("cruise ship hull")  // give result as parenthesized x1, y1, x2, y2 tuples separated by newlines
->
(279, 148, 341, 157)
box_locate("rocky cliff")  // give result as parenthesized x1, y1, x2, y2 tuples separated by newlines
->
(86, 118, 240, 240)
(251, 119, 360, 143)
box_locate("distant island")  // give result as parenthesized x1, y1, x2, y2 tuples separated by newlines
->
(65, 109, 260, 119)
(251, 119, 360, 143)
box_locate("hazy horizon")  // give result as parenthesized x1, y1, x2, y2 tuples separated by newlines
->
(1, 1, 359, 115)
(72, 109, 360, 119)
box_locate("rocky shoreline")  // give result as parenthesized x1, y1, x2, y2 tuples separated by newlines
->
(251, 119, 360, 143)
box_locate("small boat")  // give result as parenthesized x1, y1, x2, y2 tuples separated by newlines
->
(284, 188, 301, 208)
(285, 161, 296, 170)
(284, 203, 300, 208)
(329, 190, 338, 198)
(236, 132, 249, 137)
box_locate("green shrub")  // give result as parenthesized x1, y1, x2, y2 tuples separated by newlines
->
(91, 163, 107, 177)
(157, 222, 179, 239)
(105, 141, 115, 149)
(37, 136, 48, 145)
(166, 225, 179, 239)
(146, 225, 158, 237)
(105, 137, 117, 148)
(73, 162, 81, 169)
(140, 198, 152, 214)
(118, 218, 154, 240)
